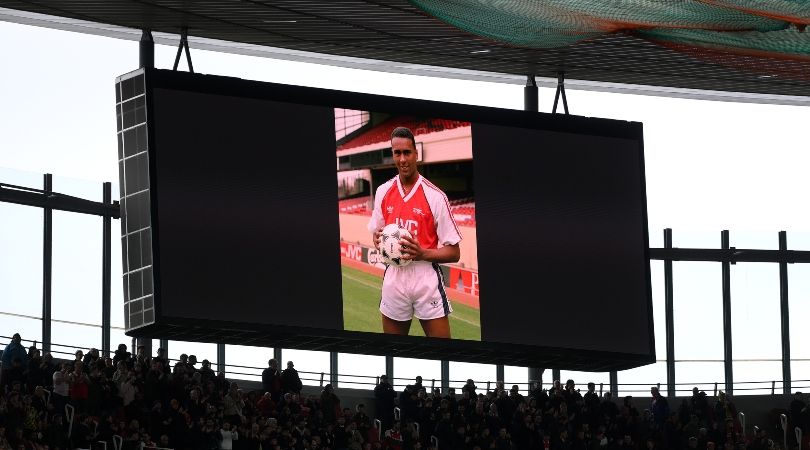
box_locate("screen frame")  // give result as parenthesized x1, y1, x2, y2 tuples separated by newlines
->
(136, 68, 654, 370)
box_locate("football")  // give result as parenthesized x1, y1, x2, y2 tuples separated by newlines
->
(379, 223, 413, 267)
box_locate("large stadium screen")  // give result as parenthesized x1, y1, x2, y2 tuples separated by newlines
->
(118, 69, 653, 367)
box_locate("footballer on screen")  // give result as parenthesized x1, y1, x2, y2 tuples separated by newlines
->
(368, 127, 462, 338)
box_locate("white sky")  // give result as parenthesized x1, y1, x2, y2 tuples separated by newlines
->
(1, 19, 809, 395)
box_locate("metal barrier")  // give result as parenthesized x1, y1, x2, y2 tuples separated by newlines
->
(431, 435, 439, 450)
(65, 404, 75, 438)
(781, 413, 788, 447)
(797, 426, 803, 450)
(3, 334, 809, 397)
(374, 419, 381, 441)
(738, 412, 745, 437)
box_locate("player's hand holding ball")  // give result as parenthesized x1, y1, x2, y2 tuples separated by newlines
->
(379, 223, 413, 267)
(399, 234, 423, 262)
(373, 227, 383, 250)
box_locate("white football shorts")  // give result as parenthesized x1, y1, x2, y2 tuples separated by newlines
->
(379, 261, 453, 321)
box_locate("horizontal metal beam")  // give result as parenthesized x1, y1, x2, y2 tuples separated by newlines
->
(0, 183, 120, 218)
(649, 248, 810, 264)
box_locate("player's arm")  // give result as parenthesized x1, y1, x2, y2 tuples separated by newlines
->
(399, 236, 459, 264)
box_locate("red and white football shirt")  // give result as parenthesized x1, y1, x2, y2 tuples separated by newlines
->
(368, 174, 461, 250)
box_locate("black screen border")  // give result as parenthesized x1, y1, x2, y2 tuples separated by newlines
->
(138, 68, 654, 370)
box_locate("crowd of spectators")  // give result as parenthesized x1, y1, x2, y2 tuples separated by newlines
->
(1, 333, 808, 450)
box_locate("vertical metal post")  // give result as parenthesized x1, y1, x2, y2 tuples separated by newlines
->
(524, 75, 538, 112)
(552, 369, 561, 384)
(664, 228, 675, 397)
(609, 371, 618, 397)
(779, 231, 791, 395)
(159, 338, 168, 358)
(524, 75, 545, 389)
(101, 182, 112, 357)
(528, 368, 543, 389)
(385, 355, 394, 384)
(274, 348, 283, 366)
(330, 351, 339, 387)
(496, 364, 505, 384)
(216, 343, 225, 375)
(441, 360, 450, 394)
(139, 29, 154, 69)
(721, 230, 733, 395)
(42, 174, 53, 354)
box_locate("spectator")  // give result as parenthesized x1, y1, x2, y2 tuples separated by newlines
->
(375, 374, 396, 430)
(321, 383, 341, 423)
(262, 358, 282, 401)
(1, 334, 27, 388)
(282, 360, 303, 394)
(174, 353, 189, 375)
(650, 386, 669, 427)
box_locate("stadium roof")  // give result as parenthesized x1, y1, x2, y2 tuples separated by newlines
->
(2, 1, 810, 105)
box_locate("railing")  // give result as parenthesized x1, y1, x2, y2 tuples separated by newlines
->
(3, 335, 809, 396)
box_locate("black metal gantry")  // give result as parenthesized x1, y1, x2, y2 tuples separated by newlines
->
(2, 174, 809, 395)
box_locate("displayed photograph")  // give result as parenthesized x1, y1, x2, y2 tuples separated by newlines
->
(336, 109, 481, 340)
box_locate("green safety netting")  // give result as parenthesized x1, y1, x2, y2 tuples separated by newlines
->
(409, 0, 810, 59)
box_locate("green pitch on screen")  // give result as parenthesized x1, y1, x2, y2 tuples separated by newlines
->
(341, 265, 482, 341)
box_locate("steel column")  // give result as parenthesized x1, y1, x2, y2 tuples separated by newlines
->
(139, 29, 154, 69)
(779, 231, 791, 394)
(159, 338, 168, 358)
(274, 348, 283, 366)
(385, 355, 394, 383)
(528, 367, 543, 389)
(721, 230, 733, 395)
(329, 351, 339, 387)
(441, 360, 450, 393)
(664, 228, 675, 397)
(524, 74, 545, 388)
(217, 343, 225, 375)
(496, 364, 505, 384)
(609, 371, 618, 397)
(552, 369, 561, 385)
(42, 174, 52, 354)
(524, 75, 538, 112)
(101, 182, 111, 357)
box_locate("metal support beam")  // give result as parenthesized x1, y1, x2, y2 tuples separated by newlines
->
(0, 182, 120, 218)
(552, 71, 570, 115)
(441, 360, 450, 393)
(496, 364, 505, 384)
(139, 29, 154, 69)
(524, 74, 538, 112)
(649, 247, 810, 263)
(274, 348, 283, 366)
(136, 337, 151, 361)
(330, 351, 339, 387)
(385, 355, 394, 383)
(217, 343, 225, 375)
(664, 228, 675, 398)
(721, 230, 733, 395)
(779, 231, 791, 395)
(101, 182, 112, 357)
(159, 338, 168, 358)
(552, 368, 560, 385)
(609, 371, 618, 397)
(528, 368, 543, 389)
(172, 27, 194, 73)
(42, 174, 52, 354)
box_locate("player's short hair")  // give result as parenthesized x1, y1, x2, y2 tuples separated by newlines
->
(391, 126, 416, 149)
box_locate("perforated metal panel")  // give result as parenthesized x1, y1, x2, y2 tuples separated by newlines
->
(3, 0, 810, 97)
(116, 69, 155, 331)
